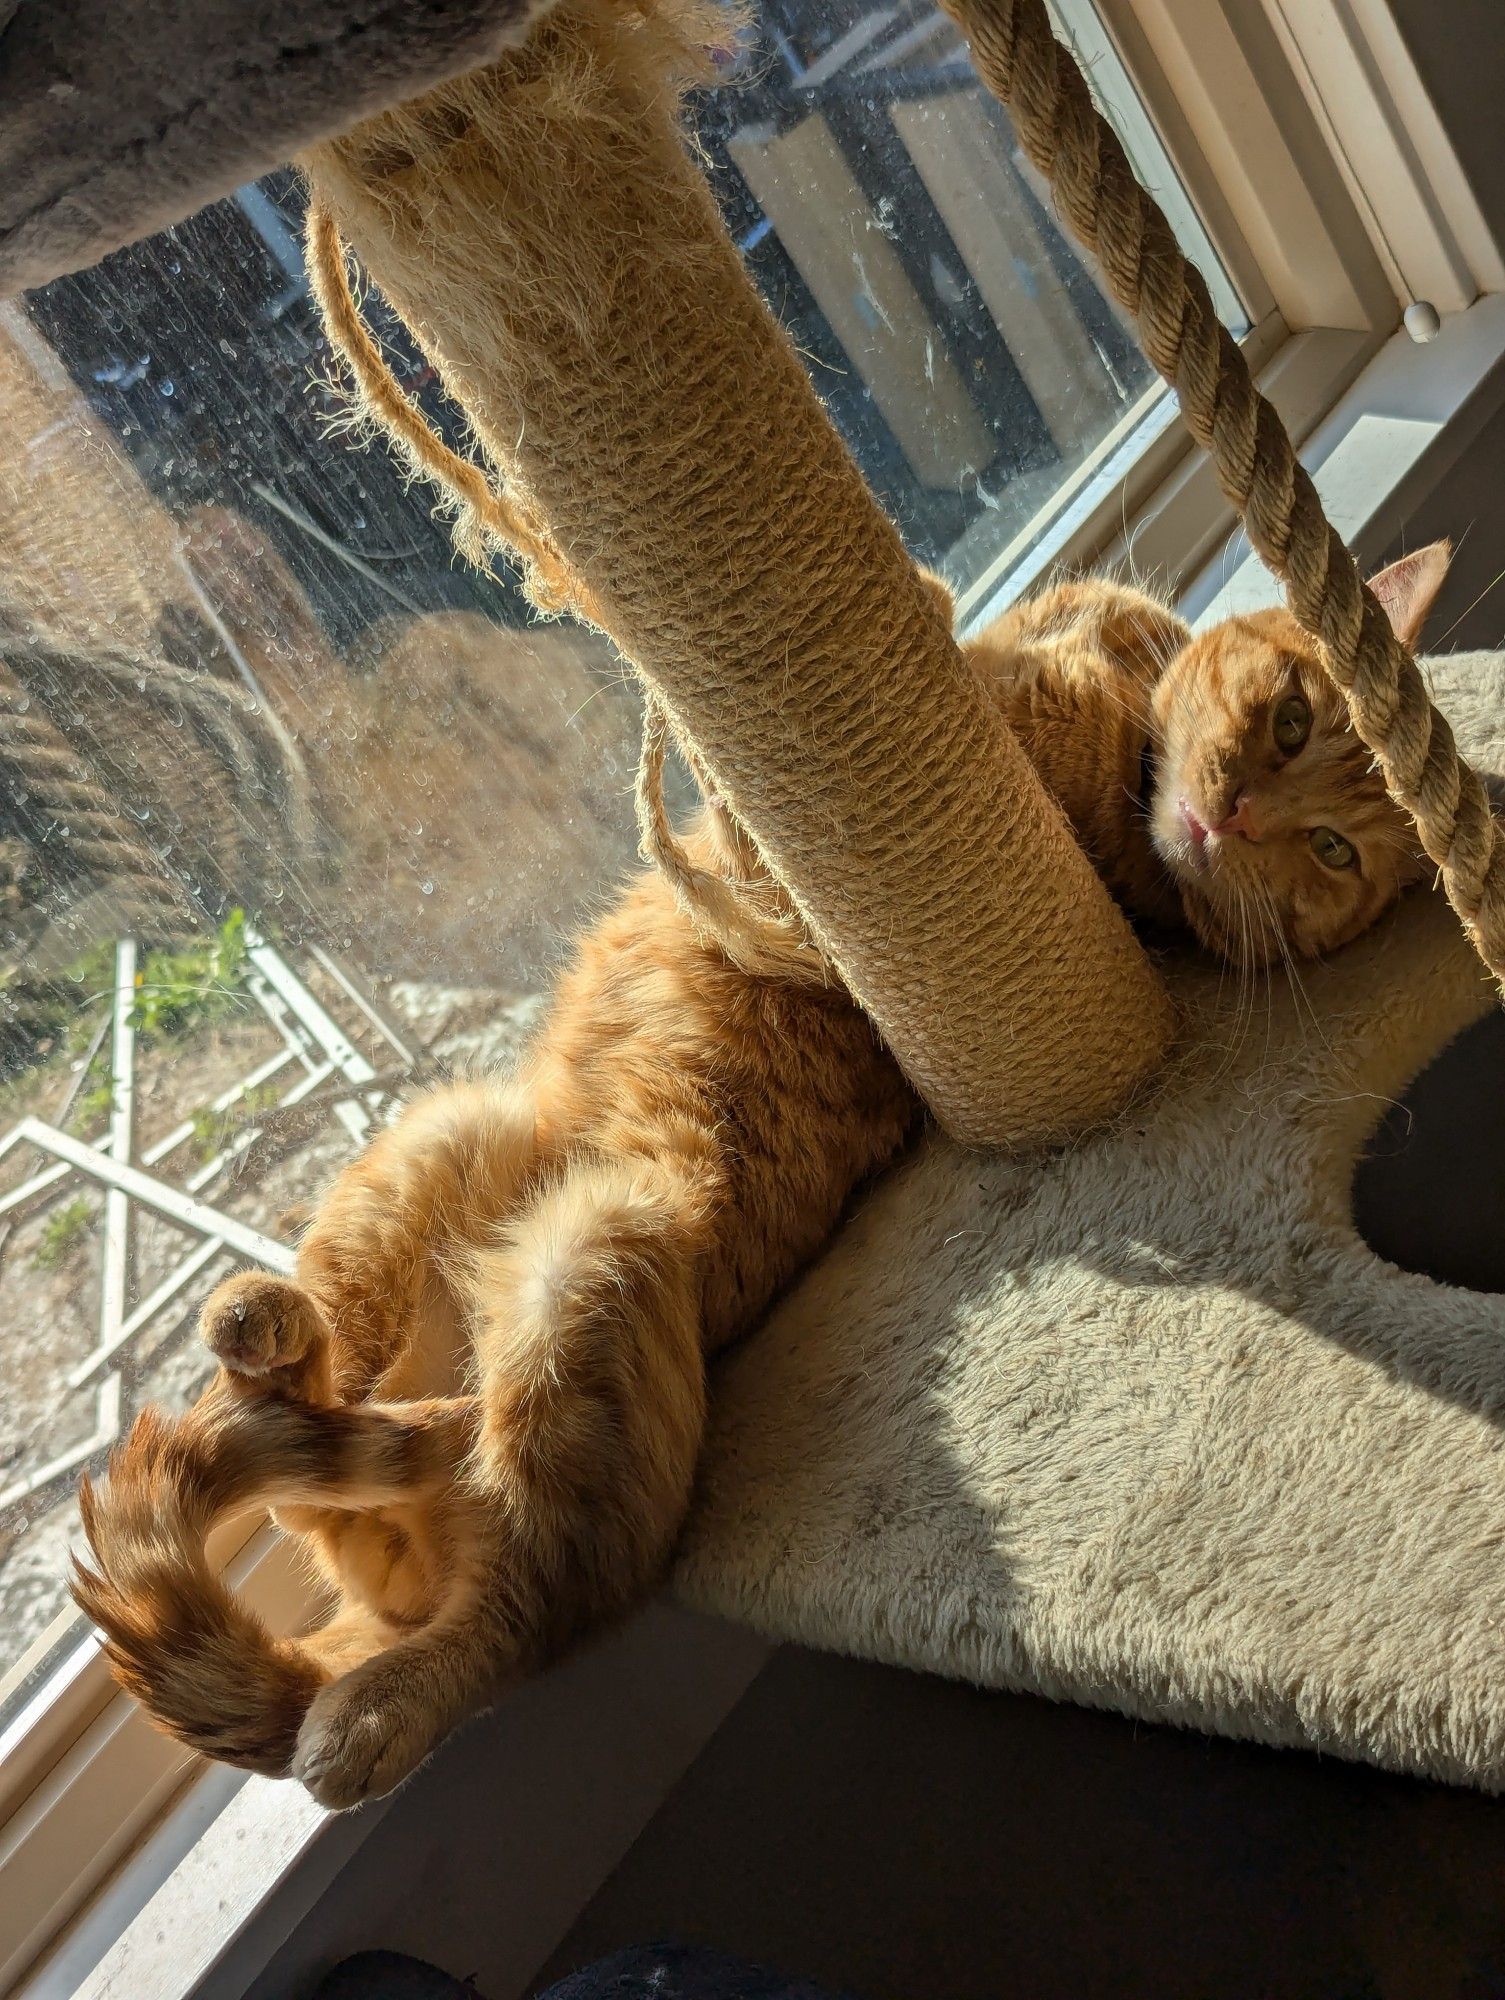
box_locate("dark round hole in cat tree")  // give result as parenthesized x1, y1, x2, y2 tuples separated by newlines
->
(1353, 1010, 1505, 1295)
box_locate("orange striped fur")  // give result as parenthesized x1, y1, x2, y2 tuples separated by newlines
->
(73, 548, 1448, 1806)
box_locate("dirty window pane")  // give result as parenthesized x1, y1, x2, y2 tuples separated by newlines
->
(701, 0, 1244, 590)
(0, 0, 1242, 1726)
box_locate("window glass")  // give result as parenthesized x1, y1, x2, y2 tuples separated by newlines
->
(0, 0, 1243, 1726)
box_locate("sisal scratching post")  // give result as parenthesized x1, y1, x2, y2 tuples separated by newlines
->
(302, 0, 1172, 1148)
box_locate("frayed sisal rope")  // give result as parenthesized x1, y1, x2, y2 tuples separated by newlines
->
(0, 651, 190, 937)
(941, 0, 1505, 996)
(299, 0, 1173, 1148)
(307, 196, 773, 974)
(305, 200, 578, 619)
(635, 689, 823, 985)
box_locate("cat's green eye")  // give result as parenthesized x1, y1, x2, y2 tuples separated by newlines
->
(1273, 694, 1311, 754)
(1310, 826, 1356, 871)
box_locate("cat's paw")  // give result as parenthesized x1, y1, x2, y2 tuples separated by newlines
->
(291, 1667, 438, 1811)
(199, 1272, 325, 1381)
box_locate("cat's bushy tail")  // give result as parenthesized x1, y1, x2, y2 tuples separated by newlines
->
(71, 1388, 472, 1774)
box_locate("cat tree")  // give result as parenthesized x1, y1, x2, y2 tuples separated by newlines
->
(299, 0, 1505, 1118)
(6, 0, 1504, 1793)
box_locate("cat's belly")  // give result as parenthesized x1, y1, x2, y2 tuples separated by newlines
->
(530, 863, 921, 1355)
(696, 1004, 919, 1353)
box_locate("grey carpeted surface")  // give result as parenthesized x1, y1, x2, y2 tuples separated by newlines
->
(0, 0, 556, 297)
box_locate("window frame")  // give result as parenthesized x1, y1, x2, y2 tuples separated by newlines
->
(4, 0, 1502, 1988)
(0, 1524, 303, 1993)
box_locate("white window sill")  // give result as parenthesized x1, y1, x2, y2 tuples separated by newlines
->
(1185, 290, 1505, 621)
(11, 287, 1505, 2000)
(21, 1605, 769, 2000)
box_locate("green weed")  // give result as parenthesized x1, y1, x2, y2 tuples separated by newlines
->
(129, 908, 251, 1040)
(33, 1196, 95, 1271)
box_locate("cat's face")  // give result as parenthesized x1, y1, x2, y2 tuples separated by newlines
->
(1147, 544, 1451, 966)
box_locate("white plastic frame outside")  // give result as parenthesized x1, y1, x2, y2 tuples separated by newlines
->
(0, 941, 391, 1991)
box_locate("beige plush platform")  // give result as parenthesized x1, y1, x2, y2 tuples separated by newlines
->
(674, 649, 1505, 1791)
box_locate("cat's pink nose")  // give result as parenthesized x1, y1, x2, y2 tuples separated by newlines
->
(1216, 793, 1261, 840)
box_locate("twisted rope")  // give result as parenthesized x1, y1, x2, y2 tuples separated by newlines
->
(0, 604, 322, 937)
(305, 201, 584, 619)
(0, 653, 190, 935)
(81, 639, 323, 869)
(635, 690, 825, 982)
(942, 0, 1505, 988)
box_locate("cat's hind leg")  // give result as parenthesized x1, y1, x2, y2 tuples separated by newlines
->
(200, 1081, 544, 1619)
(200, 1271, 334, 1400)
(297, 1078, 544, 1403)
(199, 1079, 543, 1408)
(466, 1155, 710, 1628)
(290, 1155, 710, 1809)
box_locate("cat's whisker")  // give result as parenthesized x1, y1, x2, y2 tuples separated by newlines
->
(1136, 613, 1187, 681)
(1277, 921, 1334, 1061)
(1254, 901, 1278, 1074)
(1210, 882, 1237, 1022)
(1236, 884, 1261, 1070)
(1071, 672, 1142, 727)
(1233, 873, 1272, 1059)
(1207, 877, 1258, 1086)
(1250, 871, 1319, 1057)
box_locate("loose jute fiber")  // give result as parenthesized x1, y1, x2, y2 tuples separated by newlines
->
(300, 0, 1173, 1150)
(941, 0, 1505, 998)
(675, 651, 1505, 1793)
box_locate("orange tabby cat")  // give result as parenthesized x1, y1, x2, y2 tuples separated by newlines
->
(72, 804, 918, 1808)
(72, 547, 1448, 1807)
(966, 539, 1451, 966)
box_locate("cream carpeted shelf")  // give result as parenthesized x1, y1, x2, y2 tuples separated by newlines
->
(677, 647, 1505, 1793)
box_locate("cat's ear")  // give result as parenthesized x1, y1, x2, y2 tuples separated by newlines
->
(1366, 540, 1452, 648)
(917, 568, 956, 628)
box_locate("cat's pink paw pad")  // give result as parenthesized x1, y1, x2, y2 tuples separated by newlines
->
(199, 1272, 322, 1377)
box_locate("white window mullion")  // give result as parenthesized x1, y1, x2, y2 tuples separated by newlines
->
(1257, 0, 1505, 316)
(1096, 0, 1398, 332)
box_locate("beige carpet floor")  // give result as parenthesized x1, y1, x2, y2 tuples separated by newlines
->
(675, 648, 1505, 1792)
